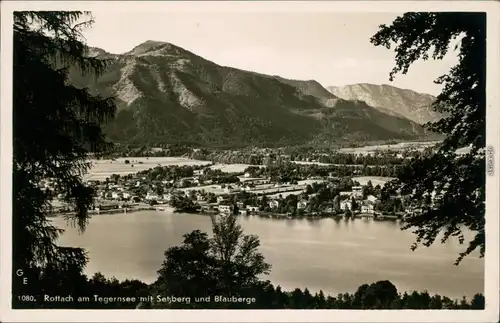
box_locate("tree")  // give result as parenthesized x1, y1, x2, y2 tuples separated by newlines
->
(351, 197, 359, 211)
(352, 283, 369, 309)
(371, 12, 486, 264)
(210, 215, 271, 290)
(361, 280, 399, 309)
(469, 293, 485, 310)
(333, 195, 341, 211)
(13, 11, 116, 307)
(429, 294, 443, 309)
(153, 230, 219, 308)
(152, 215, 271, 308)
(366, 180, 374, 195)
(155, 186, 164, 196)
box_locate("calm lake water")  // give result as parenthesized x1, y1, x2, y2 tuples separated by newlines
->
(53, 211, 484, 299)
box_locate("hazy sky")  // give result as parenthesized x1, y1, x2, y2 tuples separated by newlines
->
(83, 11, 459, 95)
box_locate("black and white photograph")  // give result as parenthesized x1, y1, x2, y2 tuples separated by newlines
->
(1, 1, 499, 322)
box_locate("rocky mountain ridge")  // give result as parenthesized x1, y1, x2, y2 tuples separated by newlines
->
(327, 83, 443, 124)
(68, 40, 440, 147)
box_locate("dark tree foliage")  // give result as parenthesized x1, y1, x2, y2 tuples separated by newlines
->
(371, 12, 486, 264)
(13, 11, 116, 306)
(151, 215, 271, 309)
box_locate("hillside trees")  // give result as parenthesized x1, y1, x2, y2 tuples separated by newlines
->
(371, 12, 486, 264)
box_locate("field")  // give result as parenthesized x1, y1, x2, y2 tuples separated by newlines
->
(84, 157, 212, 181)
(338, 141, 471, 156)
(179, 184, 227, 195)
(338, 141, 440, 155)
(298, 179, 326, 186)
(179, 181, 317, 197)
(259, 179, 325, 197)
(291, 161, 376, 168)
(266, 189, 306, 198)
(86, 159, 262, 181)
(292, 161, 334, 167)
(351, 176, 395, 186)
(209, 163, 255, 173)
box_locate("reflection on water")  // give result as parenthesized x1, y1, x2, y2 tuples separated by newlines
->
(53, 211, 484, 299)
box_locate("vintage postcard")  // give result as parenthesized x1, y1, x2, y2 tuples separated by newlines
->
(0, 1, 498, 322)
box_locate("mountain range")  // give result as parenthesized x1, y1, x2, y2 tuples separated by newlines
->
(69, 40, 443, 147)
(327, 83, 441, 125)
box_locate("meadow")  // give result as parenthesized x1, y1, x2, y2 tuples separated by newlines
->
(208, 163, 254, 173)
(351, 176, 395, 186)
(338, 141, 440, 155)
(84, 157, 212, 181)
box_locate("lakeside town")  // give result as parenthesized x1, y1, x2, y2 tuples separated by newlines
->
(44, 144, 450, 221)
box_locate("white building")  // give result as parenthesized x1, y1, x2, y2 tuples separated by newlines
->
(194, 169, 205, 176)
(246, 205, 259, 212)
(224, 186, 240, 194)
(268, 200, 279, 209)
(431, 189, 445, 205)
(145, 191, 160, 201)
(340, 200, 352, 211)
(366, 195, 378, 203)
(219, 205, 232, 214)
(351, 186, 363, 199)
(297, 200, 308, 210)
(361, 203, 374, 214)
(406, 206, 423, 215)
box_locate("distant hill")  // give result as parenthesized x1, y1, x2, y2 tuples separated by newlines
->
(327, 83, 443, 125)
(68, 41, 439, 147)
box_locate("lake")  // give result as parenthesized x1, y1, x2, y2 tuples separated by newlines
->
(53, 211, 484, 300)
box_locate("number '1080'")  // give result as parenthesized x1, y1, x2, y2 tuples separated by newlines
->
(18, 295, 36, 302)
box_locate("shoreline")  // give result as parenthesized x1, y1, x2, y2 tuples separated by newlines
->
(50, 204, 175, 217)
(173, 208, 404, 222)
(51, 206, 404, 222)
(239, 213, 403, 222)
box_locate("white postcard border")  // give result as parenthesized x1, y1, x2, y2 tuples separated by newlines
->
(1, 1, 499, 322)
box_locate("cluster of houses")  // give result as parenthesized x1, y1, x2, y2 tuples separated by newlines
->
(40, 157, 448, 219)
(337, 186, 378, 214)
(201, 202, 260, 216)
(199, 184, 381, 217)
(85, 167, 305, 204)
(43, 171, 382, 216)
